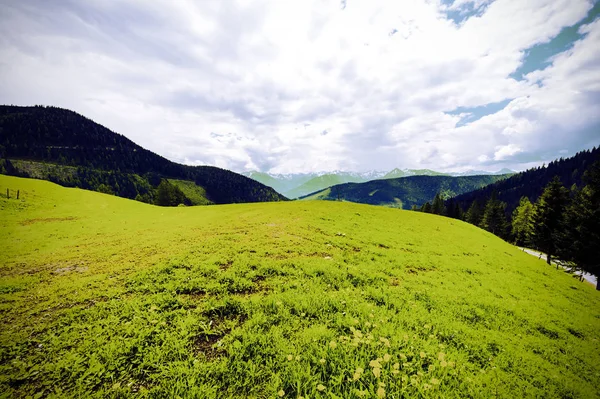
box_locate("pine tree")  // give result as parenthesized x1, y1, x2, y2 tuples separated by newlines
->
(465, 200, 483, 226)
(481, 194, 509, 239)
(431, 193, 446, 215)
(530, 176, 570, 265)
(558, 162, 600, 289)
(421, 202, 432, 213)
(511, 197, 534, 246)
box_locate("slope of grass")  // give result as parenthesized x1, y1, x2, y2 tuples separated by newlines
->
(1, 175, 599, 399)
(286, 174, 365, 199)
(168, 179, 213, 205)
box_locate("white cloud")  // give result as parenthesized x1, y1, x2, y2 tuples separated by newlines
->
(0, 0, 598, 174)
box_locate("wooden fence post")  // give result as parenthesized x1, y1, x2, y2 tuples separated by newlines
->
(17, 190, 20, 200)
(6, 188, 8, 199)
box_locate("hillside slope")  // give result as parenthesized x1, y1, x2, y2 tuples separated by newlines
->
(0, 105, 286, 204)
(301, 174, 510, 209)
(1, 174, 599, 398)
(285, 174, 366, 199)
(451, 147, 600, 215)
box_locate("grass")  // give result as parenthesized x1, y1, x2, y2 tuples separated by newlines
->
(1, 174, 599, 398)
(168, 179, 213, 205)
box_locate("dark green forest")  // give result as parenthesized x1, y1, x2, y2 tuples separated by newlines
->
(0, 105, 287, 205)
(300, 174, 510, 209)
(448, 147, 600, 217)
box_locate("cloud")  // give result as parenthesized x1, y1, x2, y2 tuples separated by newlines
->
(0, 0, 598, 174)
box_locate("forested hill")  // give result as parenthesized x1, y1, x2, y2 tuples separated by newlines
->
(300, 174, 510, 209)
(0, 105, 287, 204)
(450, 147, 600, 216)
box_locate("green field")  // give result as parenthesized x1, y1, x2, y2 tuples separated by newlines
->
(1, 174, 599, 398)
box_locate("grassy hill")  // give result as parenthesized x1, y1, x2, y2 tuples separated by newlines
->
(286, 174, 366, 199)
(1, 174, 599, 398)
(0, 105, 286, 205)
(301, 175, 511, 209)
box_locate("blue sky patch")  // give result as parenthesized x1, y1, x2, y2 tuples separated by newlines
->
(446, 98, 513, 127)
(510, 1, 600, 81)
(443, 1, 493, 26)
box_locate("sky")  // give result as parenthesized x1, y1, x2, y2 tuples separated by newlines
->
(0, 0, 599, 174)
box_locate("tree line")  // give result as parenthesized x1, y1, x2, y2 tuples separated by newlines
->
(415, 161, 600, 290)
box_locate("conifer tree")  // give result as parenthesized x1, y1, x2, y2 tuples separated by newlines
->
(465, 200, 483, 226)
(481, 193, 509, 239)
(421, 202, 432, 213)
(558, 162, 600, 289)
(431, 193, 446, 215)
(511, 197, 534, 246)
(530, 176, 570, 265)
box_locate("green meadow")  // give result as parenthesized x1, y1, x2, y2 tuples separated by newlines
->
(1, 174, 599, 398)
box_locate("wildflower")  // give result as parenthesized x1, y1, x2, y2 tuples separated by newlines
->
(379, 382, 386, 387)
(403, 334, 409, 341)
(317, 384, 326, 392)
(448, 361, 455, 368)
(287, 355, 293, 361)
(420, 351, 426, 358)
(438, 352, 445, 361)
(369, 313, 374, 318)
(424, 324, 430, 330)
(365, 322, 371, 328)
(423, 383, 431, 390)
(428, 365, 435, 372)
(355, 389, 368, 397)
(373, 367, 381, 378)
(392, 369, 399, 375)
(354, 319, 359, 324)
(356, 367, 364, 374)
(329, 340, 337, 349)
(440, 360, 448, 368)
(400, 353, 407, 361)
(393, 363, 400, 370)
(369, 359, 382, 368)
(319, 358, 326, 364)
(431, 378, 440, 385)
(383, 353, 391, 363)
(353, 372, 361, 381)
(376, 387, 386, 398)
(278, 389, 285, 397)
(402, 375, 408, 382)
(295, 356, 300, 361)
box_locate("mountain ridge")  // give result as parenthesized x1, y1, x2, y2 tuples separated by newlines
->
(0, 105, 287, 204)
(243, 168, 515, 198)
(299, 174, 511, 209)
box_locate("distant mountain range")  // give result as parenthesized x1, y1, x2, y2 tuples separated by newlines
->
(243, 168, 515, 198)
(298, 174, 512, 209)
(0, 105, 286, 205)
